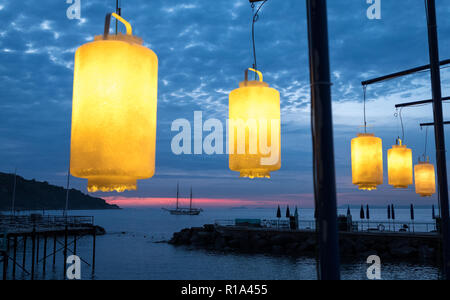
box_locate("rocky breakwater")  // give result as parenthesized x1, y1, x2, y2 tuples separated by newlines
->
(169, 225, 440, 263)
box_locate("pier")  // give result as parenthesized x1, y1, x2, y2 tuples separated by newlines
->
(0, 215, 104, 280)
(170, 220, 441, 264)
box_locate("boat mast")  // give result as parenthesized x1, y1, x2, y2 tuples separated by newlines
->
(176, 182, 179, 209)
(190, 187, 192, 212)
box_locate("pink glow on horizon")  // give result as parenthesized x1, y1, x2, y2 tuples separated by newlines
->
(103, 197, 293, 208)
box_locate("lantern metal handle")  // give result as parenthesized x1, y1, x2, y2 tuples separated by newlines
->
(104, 12, 133, 39)
(245, 68, 263, 82)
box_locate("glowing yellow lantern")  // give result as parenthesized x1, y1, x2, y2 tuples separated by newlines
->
(229, 68, 281, 178)
(351, 133, 383, 190)
(70, 13, 158, 192)
(414, 158, 436, 197)
(387, 139, 413, 188)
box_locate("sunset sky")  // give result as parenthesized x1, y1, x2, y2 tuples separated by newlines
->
(1, 0, 450, 207)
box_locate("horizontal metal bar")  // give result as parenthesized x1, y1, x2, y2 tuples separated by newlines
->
(361, 59, 450, 86)
(395, 96, 450, 108)
(249, 0, 265, 2)
(420, 121, 450, 127)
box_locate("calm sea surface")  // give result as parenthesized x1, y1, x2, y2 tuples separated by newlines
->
(10, 207, 441, 280)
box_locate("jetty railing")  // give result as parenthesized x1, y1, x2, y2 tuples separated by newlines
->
(215, 219, 438, 234)
(0, 215, 95, 233)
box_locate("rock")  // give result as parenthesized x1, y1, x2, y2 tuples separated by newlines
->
(214, 237, 226, 250)
(228, 239, 240, 249)
(390, 246, 417, 258)
(270, 234, 294, 245)
(204, 224, 215, 232)
(271, 245, 284, 254)
(419, 246, 435, 259)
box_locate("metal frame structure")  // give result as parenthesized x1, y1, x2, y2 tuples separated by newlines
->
(361, 0, 450, 280)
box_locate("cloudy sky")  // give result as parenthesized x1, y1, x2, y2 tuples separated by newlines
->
(1, 0, 450, 208)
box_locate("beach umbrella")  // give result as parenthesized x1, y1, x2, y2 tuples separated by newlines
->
(391, 204, 396, 220)
(276, 205, 281, 218)
(286, 205, 291, 218)
(388, 205, 391, 220)
(432, 205, 436, 220)
(294, 206, 299, 218)
(410, 204, 415, 221)
(360, 205, 365, 219)
(366, 205, 370, 220)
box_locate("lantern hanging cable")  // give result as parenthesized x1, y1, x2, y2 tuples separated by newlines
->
(424, 125, 429, 160)
(115, 0, 121, 35)
(399, 107, 405, 142)
(362, 85, 367, 133)
(250, 0, 268, 79)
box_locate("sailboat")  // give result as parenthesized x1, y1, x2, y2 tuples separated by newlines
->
(162, 184, 203, 215)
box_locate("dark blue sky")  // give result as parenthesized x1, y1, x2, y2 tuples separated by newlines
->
(1, 0, 450, 207)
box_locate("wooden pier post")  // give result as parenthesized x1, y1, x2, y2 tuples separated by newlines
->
(92, 227, 96, 274)
(43, 234, 47, 276)
(12, 236, 17, 280)
(73, 234, 77, 256)
(22, 235, 27, 269)
(63, 225, 68, 280)
(53, 233, 56, 266)
(31, 227, 36, 280)
(2, 251, 7, 281)
(35, 232, 39, 266)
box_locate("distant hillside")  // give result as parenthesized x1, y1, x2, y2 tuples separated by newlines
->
(0, 172, 119, 211)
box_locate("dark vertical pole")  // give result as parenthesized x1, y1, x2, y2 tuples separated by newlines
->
(426, 0, 450, 280)
(2, 252, 6, 280)
(22, 235, 26, 268)
(306, 0, 340, 280)
(53, 233, 57, 266)
(31, 228, 35, 280)
(73, 235, 77, 256)
(43, 234, 47, 276)
(92, 228, 96, 274)
(63, 226, 68, 280)
(35, 233, 39, 266)
(12, 236, 17, 280)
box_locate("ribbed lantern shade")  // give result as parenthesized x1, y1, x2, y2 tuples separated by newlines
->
(351, 133, 383, 190)
(70, 13, 158, 192)
(414, 159, 436, 197)
(229, 69, 281, 179)
(387, 139, 413, 188)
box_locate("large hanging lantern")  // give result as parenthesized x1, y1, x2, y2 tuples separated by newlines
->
(387, 139, 413, 188)
(70, 13, 158, 192)
(414, 158, 436, 197)
(351, 133, 383, 190)
(228, 68, 281, 178)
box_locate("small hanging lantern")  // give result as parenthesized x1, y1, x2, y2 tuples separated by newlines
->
(70, 13, 158, 192)
(414, 157, 436, 197)
(228, 68, 281, 178)
(387, 138, 413, 188)
(351, 132, 383, 190)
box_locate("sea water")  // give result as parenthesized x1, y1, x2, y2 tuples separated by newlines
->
(8, 207, 441, 280)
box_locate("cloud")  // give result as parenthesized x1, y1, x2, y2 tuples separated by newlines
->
(1, 0, 450, 206)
